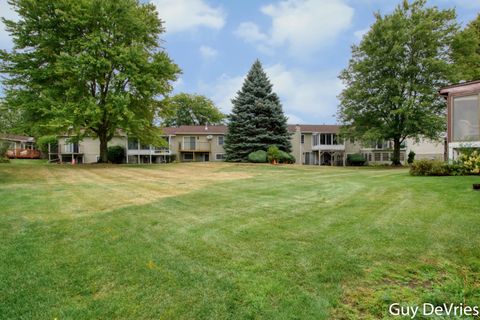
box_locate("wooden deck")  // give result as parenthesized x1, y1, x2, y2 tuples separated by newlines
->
(6, 149, 41, 159)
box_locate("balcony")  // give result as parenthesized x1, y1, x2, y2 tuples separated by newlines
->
(127, 147, 171, 156)
(312, 144, 345, 151)
(58, 143, 84, 154)
(179, 142, 211, 152)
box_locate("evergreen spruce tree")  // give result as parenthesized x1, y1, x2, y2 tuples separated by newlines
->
(225, 60, 291, 161)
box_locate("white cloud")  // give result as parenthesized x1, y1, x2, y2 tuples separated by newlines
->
(199, 45, 218, 59)
(235, 0, 354, 57)
(285, 113, 304, 124)
(234, 22, 268, 43)
(152, 0, 226, 33)
(172, 77, 184, 92)
(201, 73, 244, 113)
(203, 64, 343, 123)
(0, 0, 18, 50)
(264, 64, 343, 120)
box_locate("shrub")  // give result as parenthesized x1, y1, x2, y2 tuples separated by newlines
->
(428, 161, 451, 176)
(278, 150, 295, 164)
(248, 150, 267, 163)
(37, 135, 58, 153)
(347, 153, 366, 166)
(459, 150, 480, 174)
(444, 163, 467, 176)
(407, 151, 415, 164)
(410, 160, 454, 176)
(410, 160, 434, 176)
(107, 145, 125, 164)
(0, 141, 10, 163)
(267, 145, 280, 163)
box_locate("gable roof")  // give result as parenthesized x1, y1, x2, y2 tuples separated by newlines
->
(161, 124, 341, 135)
(162, 125, 227, 135)
(0, 133, 35, 143)
(287, 124, 340, 133)
(439, 79, 480, 96)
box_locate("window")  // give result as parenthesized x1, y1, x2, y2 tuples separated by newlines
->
(215, 153, 226, 160)
(327, 134, 333, 145)
(304, 152, 311, 165)
(64, 143, 79, 153)
(183, 136, 196, 150)
(301, 134, 305, 144)
(383, 153, 390, 161)
(140, 143, 150, 150)
(374, 153, 381, 161)
(368, 153, 372, 162)
(128, 138, 138, 149)
(183, 153, 193, 161)
(399, 152, 405, 161)
(218, 136, 224, 146)
(312, 134, 319, 146)
(453, 95, 479, 141)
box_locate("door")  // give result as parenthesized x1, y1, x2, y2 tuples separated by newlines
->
(204, 154, 209, 162)
(304, 152, 311, 165)
(184, 136, 196, 150)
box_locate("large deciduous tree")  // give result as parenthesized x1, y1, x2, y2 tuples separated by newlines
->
(0, 101, 24, 134)
(225, 60, 291, 162)
(451, 13, 480, 82)
(161, 93, 225, 127)
(338, 0, 457, 165)
(0, 0, 180, 162)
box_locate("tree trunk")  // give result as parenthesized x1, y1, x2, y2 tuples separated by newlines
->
(392, 138, 401, 166)
(98, 131, 108, 163)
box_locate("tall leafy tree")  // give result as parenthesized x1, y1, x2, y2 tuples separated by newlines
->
(0, 0, 180, 162)
(451, 13, 480, 82)
(225, 60, 291, 162)
(161, 93, 225, 127)
(338, 0, 457, 165)
(0, 101, 24, 134)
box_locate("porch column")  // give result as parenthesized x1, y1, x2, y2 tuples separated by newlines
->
(343, 152, 346, 167)
(448, 144, 455, 162)
(149, 145, 152, 164)
(137, 139, 140, 164)
(125, 136, 129, 164)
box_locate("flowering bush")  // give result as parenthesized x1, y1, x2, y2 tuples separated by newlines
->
(459, 150, 480, 175)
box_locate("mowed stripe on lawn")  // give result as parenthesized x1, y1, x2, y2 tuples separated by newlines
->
(0, 161, 479, 319)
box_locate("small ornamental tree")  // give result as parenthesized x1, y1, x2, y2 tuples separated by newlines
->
(225, 60, 291, 161)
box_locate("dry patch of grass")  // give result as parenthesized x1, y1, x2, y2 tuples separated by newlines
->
(0, 162, 253, 220)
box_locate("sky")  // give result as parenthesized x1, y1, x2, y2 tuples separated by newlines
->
(1, 0, 480, 124)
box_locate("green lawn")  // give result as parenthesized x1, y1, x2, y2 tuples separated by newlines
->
(1, 161, 479, 319)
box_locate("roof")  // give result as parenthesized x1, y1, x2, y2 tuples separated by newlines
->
(161, 124, 341, 135)
(439, 79, 480, 96)
(162, 125, 227, 135)
(0, 133, 35, 143)
(287, 124, 340, 133)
